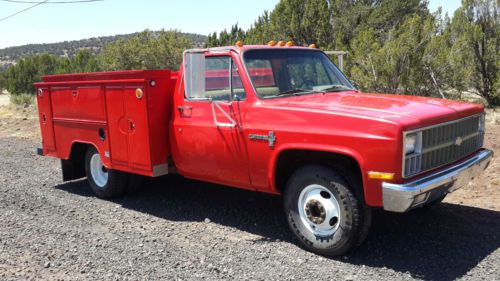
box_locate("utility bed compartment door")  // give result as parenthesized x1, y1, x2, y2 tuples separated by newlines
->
(51, 87, 106, 120)
(105, 86, 151, 172)
(36, 88, 56, 153)
(105, 87, 129, 166)
(124, 87, 151, 169)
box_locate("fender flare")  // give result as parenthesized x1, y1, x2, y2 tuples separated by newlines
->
(268, 143, 366, 194)
(65, 140, 111, 168)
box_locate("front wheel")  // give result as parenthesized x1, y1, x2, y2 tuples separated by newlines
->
(85, 147, 128, 198)
(284, 165, 371, 256)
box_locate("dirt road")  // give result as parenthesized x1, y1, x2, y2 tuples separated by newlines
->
(0, 104, 498, 280)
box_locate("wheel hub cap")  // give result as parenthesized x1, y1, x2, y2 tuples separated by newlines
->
(90, 153, 108, 188)
(298, 184, 341, 236)
(305, 199, 326, 224)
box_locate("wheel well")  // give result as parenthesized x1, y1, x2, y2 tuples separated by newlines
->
(275, 149, 364, 201)
(61, 142, 92, 181)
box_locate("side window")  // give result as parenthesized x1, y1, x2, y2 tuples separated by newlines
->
(185, 55, 246, 101)
(231, 60, 246, 100)
(205, 56, 231, 101)
(205, 56, 246, 100)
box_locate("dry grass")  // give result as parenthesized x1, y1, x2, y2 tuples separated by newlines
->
(9, 93, 35, 106)
(0, 99, 39, 139)
(0, 93, 9, 107)
(486, 107, 500, 125)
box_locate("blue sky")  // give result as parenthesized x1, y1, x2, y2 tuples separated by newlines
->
(0, 0, 461, 49)
(428, 0, 462, 17)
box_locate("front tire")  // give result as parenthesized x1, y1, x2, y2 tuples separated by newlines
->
(85, 147, 128, 198)
(284, 165, 371, 256)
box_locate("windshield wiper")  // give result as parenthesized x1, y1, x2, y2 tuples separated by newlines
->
(321, 85, 355, 92)
(277, 88, 325, 97)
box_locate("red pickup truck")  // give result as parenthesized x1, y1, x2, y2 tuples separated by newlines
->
(35, 43, 493, 256)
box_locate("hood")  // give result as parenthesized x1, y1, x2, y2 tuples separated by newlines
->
(262, 91, 484, 130)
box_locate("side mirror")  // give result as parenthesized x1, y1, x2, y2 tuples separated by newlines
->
(183, 52, 206, 99)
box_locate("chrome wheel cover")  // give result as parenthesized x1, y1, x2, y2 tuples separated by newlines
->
(90, 153, 108, 188)
(298, 184, 341, 237)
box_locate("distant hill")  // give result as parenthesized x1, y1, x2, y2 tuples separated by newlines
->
(0, 31, 207, 70)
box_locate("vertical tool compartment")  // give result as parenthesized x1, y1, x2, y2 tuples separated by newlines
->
(105, 85, 151, 174)
(36, 88, 56, 155)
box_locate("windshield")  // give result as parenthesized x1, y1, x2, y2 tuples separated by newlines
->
(243, 49, 355, 99)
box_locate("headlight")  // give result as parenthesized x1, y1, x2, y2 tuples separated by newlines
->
(405, 132, 421, 155)
(479, 114, 485, 132)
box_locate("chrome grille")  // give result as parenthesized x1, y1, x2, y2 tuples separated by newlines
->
(404, 114, 484, 178)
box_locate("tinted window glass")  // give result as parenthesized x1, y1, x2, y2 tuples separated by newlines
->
(243, 49, 354, 98)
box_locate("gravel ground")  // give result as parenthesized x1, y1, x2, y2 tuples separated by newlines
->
(0, 137, 499, 281)
(0, 104, 499, 280)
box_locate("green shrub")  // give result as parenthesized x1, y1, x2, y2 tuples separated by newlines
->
(10, 93, 34, 106)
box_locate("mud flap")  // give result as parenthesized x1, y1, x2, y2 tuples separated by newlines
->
(61, 159, 86, 182)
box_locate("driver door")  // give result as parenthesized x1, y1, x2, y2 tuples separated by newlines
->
(171, 53, 252, 189)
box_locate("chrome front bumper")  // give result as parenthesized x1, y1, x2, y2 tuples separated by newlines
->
(382, 149, 493, 212)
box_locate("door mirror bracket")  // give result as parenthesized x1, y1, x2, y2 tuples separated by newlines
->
(209, 98, 237, 128)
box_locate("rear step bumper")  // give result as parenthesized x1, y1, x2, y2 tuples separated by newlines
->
(382, 149, 493, 212)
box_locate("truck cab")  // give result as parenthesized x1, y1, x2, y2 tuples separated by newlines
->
(35, 43, 493, 256)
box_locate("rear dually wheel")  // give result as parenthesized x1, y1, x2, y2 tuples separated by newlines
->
(85, 147, 128, 198)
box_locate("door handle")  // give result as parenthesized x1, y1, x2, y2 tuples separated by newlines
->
(177, 106, 193, 112)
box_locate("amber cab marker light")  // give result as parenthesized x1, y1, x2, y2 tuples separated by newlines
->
(286, 41, 294, 47)
(235, 41, 243, 47)
(277, 40, 286, 47)
(309, 43, 317, 48)
(268, 40, 276, 46)
(367, 171, 395, 180)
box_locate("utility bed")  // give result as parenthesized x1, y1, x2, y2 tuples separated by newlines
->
(35, 70, 177, 177)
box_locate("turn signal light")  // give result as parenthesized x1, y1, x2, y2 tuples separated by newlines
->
(367, 172, 395, 180)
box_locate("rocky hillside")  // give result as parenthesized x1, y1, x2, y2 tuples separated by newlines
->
(0, 31, 207, 70)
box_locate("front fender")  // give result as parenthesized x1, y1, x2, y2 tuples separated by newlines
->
(268, 142, 366, 191)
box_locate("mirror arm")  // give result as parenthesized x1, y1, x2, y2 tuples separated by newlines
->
(210, 100, 237, 128)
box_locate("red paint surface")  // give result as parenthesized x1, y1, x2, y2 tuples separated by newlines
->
(35, 70, 174, 177)
(35, 46, 485, 206)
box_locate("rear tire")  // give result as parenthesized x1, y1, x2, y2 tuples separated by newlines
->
(85, 147, 128, 198)
(284, 165, 371, 256)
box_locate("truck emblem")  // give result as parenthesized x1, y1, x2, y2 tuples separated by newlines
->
(249, 131, 276, 148)
(454, 136, 463, 146)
